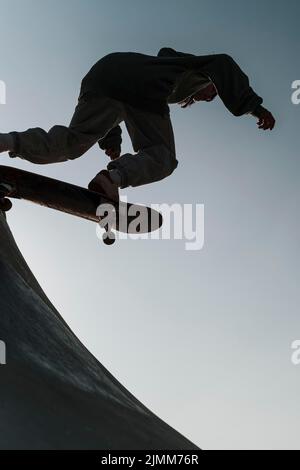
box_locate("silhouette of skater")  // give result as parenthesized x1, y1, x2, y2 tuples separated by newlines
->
(0, 47, 275, 201)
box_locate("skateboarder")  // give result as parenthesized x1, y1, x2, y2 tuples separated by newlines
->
(0, 47, 275, 202)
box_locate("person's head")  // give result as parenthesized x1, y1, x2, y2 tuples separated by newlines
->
(179, 82, 218, 108)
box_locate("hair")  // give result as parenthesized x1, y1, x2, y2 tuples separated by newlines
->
(179, 96, 196, 108)
(180, 88, 218, 109)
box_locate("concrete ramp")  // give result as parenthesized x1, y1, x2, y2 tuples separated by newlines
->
(0, 212, 198, 450)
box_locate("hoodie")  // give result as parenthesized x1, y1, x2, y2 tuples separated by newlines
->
(83, 47, 263, 150)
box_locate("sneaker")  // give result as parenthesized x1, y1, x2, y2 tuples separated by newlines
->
(88, 170, 119, 202)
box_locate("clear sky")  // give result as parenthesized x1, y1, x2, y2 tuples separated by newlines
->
(1, 0, 299, 450)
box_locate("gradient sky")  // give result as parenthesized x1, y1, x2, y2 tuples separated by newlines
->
(1, 0, 299, 450)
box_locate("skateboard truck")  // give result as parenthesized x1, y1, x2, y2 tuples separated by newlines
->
(102, 226, 116, 246)
(97, 204, 116, 246)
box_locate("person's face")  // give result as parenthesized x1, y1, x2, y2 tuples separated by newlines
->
(193, 83, 217, 102)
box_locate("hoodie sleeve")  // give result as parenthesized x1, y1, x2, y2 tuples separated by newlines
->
(202, 53, 263, 116)
(157, 48, 263, 116)
(98, 124, 122, 152)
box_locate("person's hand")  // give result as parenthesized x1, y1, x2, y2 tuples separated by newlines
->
(257, 110, 276, 131)
(105, 147, 121, 160)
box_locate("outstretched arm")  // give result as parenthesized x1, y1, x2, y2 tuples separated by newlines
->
(158, 47, 272, 123)
(98, 124, 122, 160)
(198, 53, 264, 117)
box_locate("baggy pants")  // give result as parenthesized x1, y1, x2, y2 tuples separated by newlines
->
(9, 89, 178, 188)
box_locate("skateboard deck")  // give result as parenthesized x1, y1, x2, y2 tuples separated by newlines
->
(0, 165, 163, 244)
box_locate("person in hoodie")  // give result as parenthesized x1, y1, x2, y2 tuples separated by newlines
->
(0, 47, 275, 201)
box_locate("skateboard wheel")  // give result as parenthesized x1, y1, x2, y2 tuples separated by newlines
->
(102, 231, 116, 245)
(0, 198, 12, 212)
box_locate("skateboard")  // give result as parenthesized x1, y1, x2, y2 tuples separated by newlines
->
(0, 165, 163, 245)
